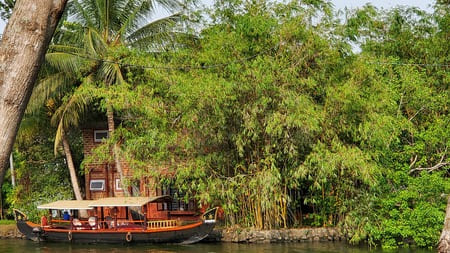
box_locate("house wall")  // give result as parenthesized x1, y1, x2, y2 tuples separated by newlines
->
(82, 129, 131, 200)
(82, 127, 198, 221)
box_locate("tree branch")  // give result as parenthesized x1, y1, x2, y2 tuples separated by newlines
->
(409, 155, 418, 169)
(409, 162, 449, 174)
(408, 106, 425, 121)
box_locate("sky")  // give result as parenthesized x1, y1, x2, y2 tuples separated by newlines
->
(0, 0, 435, 35)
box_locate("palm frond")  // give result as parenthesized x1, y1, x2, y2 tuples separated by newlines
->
(131, 31, 193, 51)
(71, 0, 96, 28)
(98, 61, 125, 86)
(113, 63, 125, 85)
(16, 114, 47, 146)
(48, 45, 84, 54)
(85, 28, 108, 56)
(107, 0, 130, 35)
(115, 0, 156, 41)
(45, 52, 90, 75)
(126, 13, 182, 49)
(115, 0, 181, 35)
(27, 73, 77, 114)
(53, 21, 86, 46)
(51, 84, 95, 153)
(154, 0, 182, 14)
(97, 0, 109, 37)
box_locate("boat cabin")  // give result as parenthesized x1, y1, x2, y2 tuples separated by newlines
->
(81, 124, 196, 221)
(37, 196, 180, 230)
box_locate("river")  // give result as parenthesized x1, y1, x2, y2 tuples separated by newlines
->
(0, 239, 435, 253)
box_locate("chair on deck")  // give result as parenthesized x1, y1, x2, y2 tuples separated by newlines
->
(88, 216, 98, 229)
(105, 216, 114, 229)
(72, 218, 82, 230)
(72, 218, 90, 230)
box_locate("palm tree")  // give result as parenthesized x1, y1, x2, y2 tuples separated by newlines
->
(52, 85, 93, 201)
(34, 0, 183, 196)
(27, 64, 92, 201)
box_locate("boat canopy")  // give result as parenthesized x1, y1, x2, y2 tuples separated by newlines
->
(37, 196, 172, 210)
(37, 200, 94, 210)
(88, 196, 172, 207)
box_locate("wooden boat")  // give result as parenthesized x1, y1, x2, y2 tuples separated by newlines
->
(14, 196, 217, 244)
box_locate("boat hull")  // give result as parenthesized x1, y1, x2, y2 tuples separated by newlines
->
(14, 209, 216, 244)
(17, 220, 215, 244)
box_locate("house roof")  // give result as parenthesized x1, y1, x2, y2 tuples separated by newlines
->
(37, 200, 95, 210)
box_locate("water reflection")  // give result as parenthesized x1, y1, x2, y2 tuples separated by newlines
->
(0, 239, 434, 253)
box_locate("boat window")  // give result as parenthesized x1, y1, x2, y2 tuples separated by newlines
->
(156, 185, 193, 211)
(94, 130, 109, 142)
(90, 179, 105, 191)
(157, 186, 170, 211)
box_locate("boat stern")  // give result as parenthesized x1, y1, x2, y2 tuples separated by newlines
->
(180, 207, 219, 244)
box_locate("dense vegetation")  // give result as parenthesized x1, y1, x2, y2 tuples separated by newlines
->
(1, 0, 448, 249)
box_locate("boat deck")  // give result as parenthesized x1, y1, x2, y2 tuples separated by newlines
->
(43, 219, 202, 233)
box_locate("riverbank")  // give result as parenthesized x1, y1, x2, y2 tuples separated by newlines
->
(0, 224, 24, 239)
(206, 226, 343, 243)
(0, 223, 342, 243)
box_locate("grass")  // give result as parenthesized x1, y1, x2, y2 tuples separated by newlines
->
(0, 219, 15, 225)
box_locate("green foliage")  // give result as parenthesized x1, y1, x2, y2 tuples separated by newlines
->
(348, 172, 449, 249)
(5, 113, 74, 222)
(0, 219, 15, 225)
(0, 0, 14, 21)
(297, 139, 379, 226)
(338, 4, 449, 249)
(85, 2, 446, 246)
(5, 0, 448, 249)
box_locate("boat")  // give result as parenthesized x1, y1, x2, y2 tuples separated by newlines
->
(14, 196, 217, 244)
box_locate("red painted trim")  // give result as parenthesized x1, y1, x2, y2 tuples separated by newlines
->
(26, 221, 40, 227)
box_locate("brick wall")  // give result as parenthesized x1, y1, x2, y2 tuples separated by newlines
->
(82, 128, 198, 219)
(82, 129, 131, 200)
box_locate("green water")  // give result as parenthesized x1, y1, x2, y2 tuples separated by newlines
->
(0, 239, 434, 253)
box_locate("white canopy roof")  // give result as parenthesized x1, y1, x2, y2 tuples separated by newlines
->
(37, 196, 172, 210)
(37, 200, 94, 210)
(88, 196, 171, 207)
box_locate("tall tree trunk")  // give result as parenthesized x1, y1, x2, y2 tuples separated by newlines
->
(438, 196, 450, 253)
(0, 0, 68, 189)
(62, 133, 82, 201)
(106, 103, 129, 196)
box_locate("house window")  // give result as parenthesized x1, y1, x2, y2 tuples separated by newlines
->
(115, 178, 122, 191)
(90, 179, 105, 191)
(94, 130, 109, 142)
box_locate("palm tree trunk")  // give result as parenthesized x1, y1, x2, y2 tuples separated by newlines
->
(106, 103, 130, 196)
(0, 0, 67, 194)
(438, 196, 450, 253)
(61, 134, 83, 201)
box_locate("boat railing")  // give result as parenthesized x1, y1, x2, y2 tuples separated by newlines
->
(50, 219, 147, 230)
(147, 220, 178, 229)
(51, 219, 71, 223)
(97, 219, 146, 230)
(47, 218, 185, 230)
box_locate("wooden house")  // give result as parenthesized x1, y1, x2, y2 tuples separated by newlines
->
(81, 123, 197, 221)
